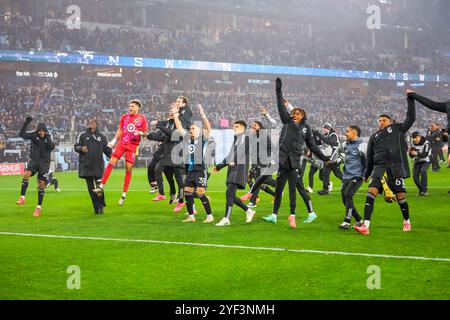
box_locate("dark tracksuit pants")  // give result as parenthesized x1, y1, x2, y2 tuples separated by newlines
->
(341, 178, 363, 223)
(163, 166, 185, 202)
(430, 144, 441, 170)
(296, 170, 314, 213)
(412, 162, 430, 193)
(308, 164, 321, 189)
(85, 177, 105, 211)
(273, 166, 298, 215)
(322, 163, 343, 190)
(225, 183, 248, 219)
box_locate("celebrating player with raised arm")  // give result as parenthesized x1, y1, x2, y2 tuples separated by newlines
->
(174, 104, 214, 223)
(94, 99, 147, 205)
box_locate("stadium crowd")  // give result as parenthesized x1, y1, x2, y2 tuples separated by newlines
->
(1, 20, 449, 76)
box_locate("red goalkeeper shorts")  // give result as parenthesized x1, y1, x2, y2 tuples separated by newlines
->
(112, 143, 138, 164)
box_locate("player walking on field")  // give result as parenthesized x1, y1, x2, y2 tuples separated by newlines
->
(94, 99, 148, 205)
(16, 116, 55, 217)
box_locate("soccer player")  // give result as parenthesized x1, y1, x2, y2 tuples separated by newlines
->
(409, 131, 431, 196)
(262, 78, 329, 228)
(173, 104, 214, 223)
(16, 116, 55, 217)
(45, 169, 61, 192)
(213, 121, 256, 226)
(240, 117, 276, 208)
(74, 119, 112, 214)
(315, 123, 342, 195)
(148, 99, 192, 211)
(94, 100, 147, 205)
(355, 91, 416, 235)
(334, 126, 366, 230)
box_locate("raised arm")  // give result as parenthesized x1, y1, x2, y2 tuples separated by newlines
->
(198, 104, 211, 138)
(409, 91, 449, 113)
(173, 107, 187, 137)
(400, 93, 416, 133)
(19, 116, 35, 140)
(275, 78, 291, 124)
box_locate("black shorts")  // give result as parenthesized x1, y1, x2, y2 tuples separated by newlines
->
(185, 170, 208, 189)
(26, 161, 50, 182)
(369, 170, 406, 195)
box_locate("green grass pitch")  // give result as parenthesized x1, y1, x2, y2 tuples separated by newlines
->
(0, 165, 449, 300)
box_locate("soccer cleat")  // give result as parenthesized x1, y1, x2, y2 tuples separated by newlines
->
(215, 217, 230, 226)
(306, 186, 313, 193)
(354, 224, 370, 235)
(419, 191, 428, 196)
(288, 215, 297, 229)
(255, 197, 261, 204)
(303, 212, 317, 223)
(33, 207, 41, 217)
(203, 215, 214, 223)
(247, 202, 257, 208)
(56, 188, 61, 192)
(16, 197, 25, 205)
(152, 194, 166, 202)
(118, 196, 126, 206)
(240, 192, 253, 202)
(149, 185, 158, 194)
(262, 214, 277, 224)
(246, 209, 256, 223)
(403, 221, 412, 232)
(169, 194, 179, 205)
(328, 181, 333, 192)
(317, 189, 329, 195)
(338, 222, 350, 230)
(182, 215, 196, 222)
(174, 202, 186, 212)
(95, 207, 104, 215)
(352, 221, 363, 229)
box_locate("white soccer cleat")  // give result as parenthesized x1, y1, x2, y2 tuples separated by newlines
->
(118, 196, 125, 206)
(215, 217, 230, 226)
(182, 215, 196, 222)
(56, 188, 61, 192)
(203, 215, 214, 223)
(246, 209, 256, 223)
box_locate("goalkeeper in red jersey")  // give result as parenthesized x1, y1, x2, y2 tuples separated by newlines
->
(94, 99, 148, 205)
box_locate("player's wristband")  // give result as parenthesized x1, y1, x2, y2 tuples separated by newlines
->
(109, 138, 117, 146)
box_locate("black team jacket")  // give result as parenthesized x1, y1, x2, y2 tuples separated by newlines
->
(74, 128, 112, 178)
(364, 96, 415, 180)
(276, 85, 328, 170)
(216, 133, 249, 189)
(148, 106, 192, 168)
(20, 121, 55, 163)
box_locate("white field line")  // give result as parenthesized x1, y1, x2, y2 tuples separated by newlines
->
(0, 231, 449, 262)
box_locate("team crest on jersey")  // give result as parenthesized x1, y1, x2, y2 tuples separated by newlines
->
(127, 123, 136, 132)
(303, 128, 307, 134)
(352, 150, 358, 155)
(133, 118, 141, 125)
(188, 144, 195, 154)
(387, 127, 392, 133)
